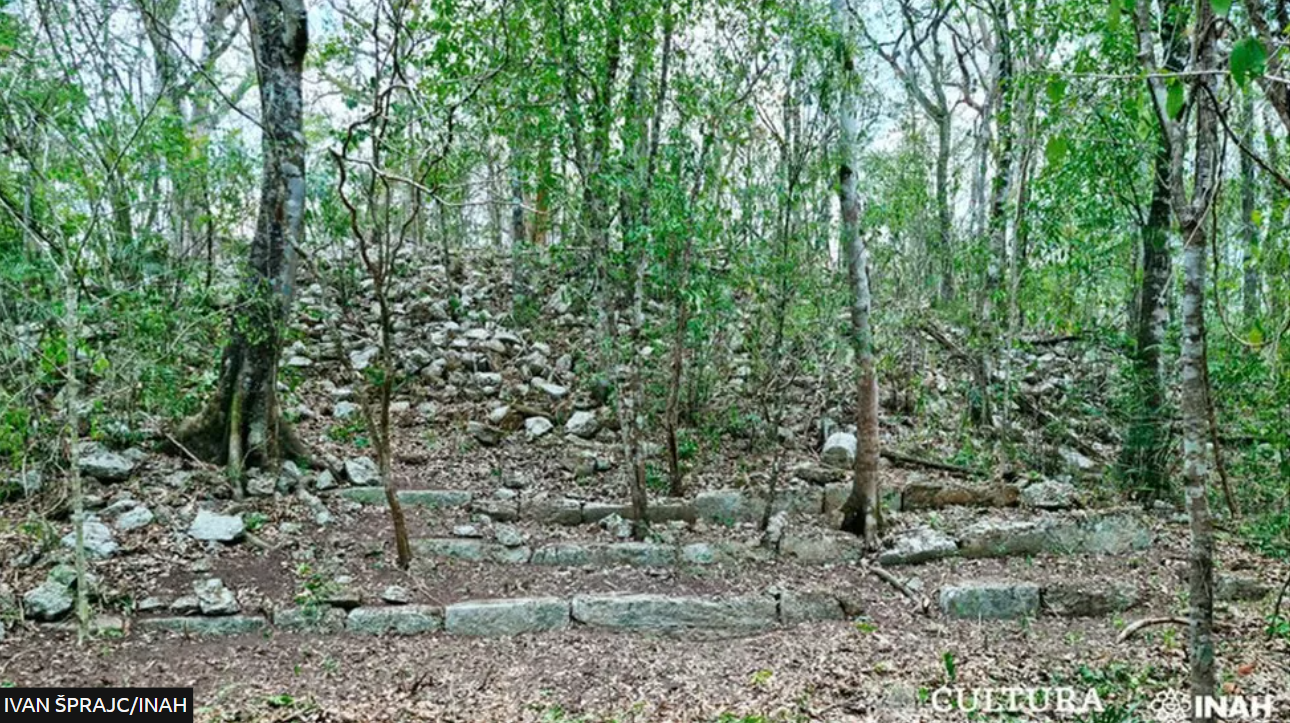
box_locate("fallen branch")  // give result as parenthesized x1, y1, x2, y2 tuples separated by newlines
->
(868, 564, 931, 617)
(1117, 616, 1189, 644)
(1269, 573, 1290, 641)
(881, 450, 983, 478)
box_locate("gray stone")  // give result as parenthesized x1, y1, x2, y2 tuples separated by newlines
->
(535, 381, 569, 400)
(599, 514, 634, 539)
(245, 471, 277, 497)
(1074, 512, 1152, 555)
(1216, 575, 1273, 602)
(333, 401, 360, 419)
(902, 483, 1020, 510)
(453, 525, 483, 538)
(565, 411, 600, 438)
(792, 464, 847, 486)
(582, 502, 634, 524)
(470, 496, 519, 522)
(779, 591, 846, 624)
(779, 532, 866, 565)
(531, 544, 593, 567)
(337, 488, 472, 508)
(168, 595, 200, 614)
(61, 518, 117, 559)
(495, 525, 526, 548)
(693, 490, 754, 524)
(468, 421, 503, 446)
(137, 596, 167, 612)
(527, 496, 583, 526)
(345, 456, 380, 486)
(644, 500, 697, 524)
(1021, 480, 1078, 510)
(822, 432, 857, 469)
(413, 538, 532, 564)
(525, 416, 554, 441)
(958, 519, 1050, 558)
(114, 505, 154, 532)
(596, 542, 678, 567)
(23, 580, 73, 621)
(823, 483, 851, 515)
(1042, 583, 1139, 617)
(187, 510, 245, 543)
(79, 449, 137, 482)
(572, 594, 778, 632)
(314, 470, 338, 491)
(939, 581, 1040, 620)
(381, 585, 413, 605)
(879, 527, 958, 566)
(274, 606, 347, 632)
(139, 615, 267, 636)
(347, 605, 443, 635)
(444, 597, 570, 636)
(194, 578, 239, 616)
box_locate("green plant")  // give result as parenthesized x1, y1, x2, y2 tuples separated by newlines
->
(245, 512, 268, 532)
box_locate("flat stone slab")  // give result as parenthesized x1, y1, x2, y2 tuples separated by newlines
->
(879, 527, 959, 566)
(779, 532, 866, 564)
(939, 581, 1039, 620)
(347, 605, 443, 635)
(1042, 582, 1139, 617)
(413, 539, 531, 564)
(139, 615, 267, 635)
(902, 483, 1020, 511)
(337, 488, 473, 508)
(957, 510, 1151, 558)
(444, 597, 570, 636)
(779, 591, 846, 624)
(274, 606, 348, 633)
(529, 543, 677, 567)
(526, 496, 583, 526)
(572, 594, 778, 632)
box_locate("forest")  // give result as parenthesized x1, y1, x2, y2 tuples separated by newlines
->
(0, 0, 1287, 720)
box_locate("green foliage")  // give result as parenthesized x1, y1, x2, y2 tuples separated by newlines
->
(1230, 37, 1267, 88)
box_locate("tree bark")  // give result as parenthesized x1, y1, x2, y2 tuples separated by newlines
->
(174, 0, 307, 485)
(834, 0, 880, 548)
(1239, 93, 1260, 325)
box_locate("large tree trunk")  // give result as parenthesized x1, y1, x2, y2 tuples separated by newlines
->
(934, 109, 953, 304)
(1121, 137, 1173, 503)
(834, 0, 880, 549)
(175, 0, 307, 485)
(1239, 93, 1260, 325)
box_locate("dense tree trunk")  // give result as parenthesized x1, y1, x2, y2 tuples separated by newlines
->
(1239, 93, 1260, 325)
(175, 0, 308, 485)
(1122, 137, 1173, 503)
(834, 0, 880, 549)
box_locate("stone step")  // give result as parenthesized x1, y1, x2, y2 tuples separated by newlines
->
(405, 509, 1152, 569)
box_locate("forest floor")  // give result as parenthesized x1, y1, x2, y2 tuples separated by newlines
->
(2, 264, 1288, 722)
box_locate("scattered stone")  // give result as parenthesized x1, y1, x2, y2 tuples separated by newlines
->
(137, 596, 167, 612)
(495, 525, 527, 548)
(470, 496, 519, 522)
(413, 539, 532, 564)
(335, 488, 473, 508)
(879, 527, 958, 566)
(939, 581, 1040, 620)
(525, 416, 554, 441)
(821, 432, 857, 469)
(453, 525, 483, 538)
(599, 514, 634, 539)
(314, 470, 338, 491)
(823, 483, 851, 515)
(572, 594, 778, 632)
(763, 511, 789, 548)
(693, 490, 754, 524)
(1059, 447, 1099, 474)
(1, 470, 42, 498)
(565, 411, 600, 438)
(779, 531, 866, 565)
(792, 464, 847, 485)
(1042, 582, 1139, 617)
(444, 597, 570, 636)
(285, 355, 313, 368)
(347, 605, 443, 635)
(114, 505, 154, 532)
(530, 543, 593, 567)
(187, 510, 245, 543)
(194, 578, 240, 616)
(245, 471, 277, 497)
(60, 518, 118, 559)
(1021, 480, 1078, 510)
(78, 448, 138, 482)
(902, 483, 1020, 511)
(139, 616, 267, 636)
(381, 585, 413, 605)
(1216, 574, 1272, 602)
(345, 456, 380, 486)
(23, 580, 73, 621)
(333, 401, 360, 419)
(535, 381, 569, 400)
(581, 502, 634, 524)
(169, 596, 200, 614)
(468, 421, 503, 446)
(488, 405, 523, 431)
(779, 591, 846, 624)
(957, 519, 1048, 558)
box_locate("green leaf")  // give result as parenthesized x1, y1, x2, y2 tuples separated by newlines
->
(1211, 0, 1232, 14)
(1108, 0, 1122, 30)
(1231, 37, 1268, 88)
(1045, 135, 1069, 166)
(1046, 77, 1068, 104)
(1166, 79, 1185, 119)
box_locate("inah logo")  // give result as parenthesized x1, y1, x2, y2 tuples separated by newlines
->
(1147, 690, 1277, 721)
